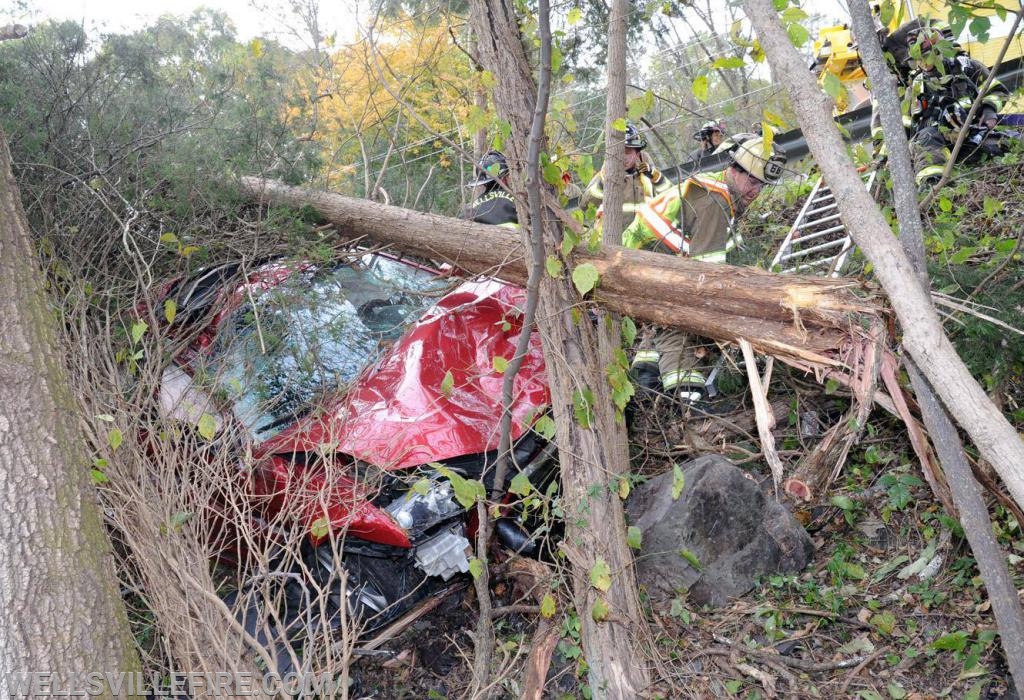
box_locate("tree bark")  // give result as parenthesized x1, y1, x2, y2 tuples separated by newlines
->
(239, 176, 882, 367)
(743, 0, 1024, 511)
(463, 0, 651, 694)
(0, 131, 141, 695)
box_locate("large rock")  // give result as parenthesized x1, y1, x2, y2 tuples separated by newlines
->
(626, 455, 814, 607)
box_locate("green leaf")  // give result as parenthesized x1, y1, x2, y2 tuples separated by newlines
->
(932, 631, 969, 652)
(591, 597, 609, 622)
(787, 22, 810, 47)
(872, 554, 909, 582)
(540, 593, 557, 618)
(509, 471, 533, 496)
(680, 549, 702, 570)
(712, 56, 745, 70)
(691, 74, 709, 103)
(180, 245, 201, 258)
(626, 90, 655, 120)
(310, 517, 330, 539)
(567, 6, 582, 24)
(621, 316, 637, 346)
(91, 469, 109, 485)
(780, 6, 808, 22)
(617, 476, 630, 500)
(949, 246, 978, 265)
(108, 428, 123, 451)
(590, 559, 612, 592)
(822, 71, 845, 100)
(534, 414, 556, 440)
(440, 370, 455, 397)
(840, 562, 867, 580)
(493, 356, 509, 373)
(983, 197, 1004, 217)
(197, 413, 217, 441)
(572, 263, 600, 295)
(546, 255, 563, 278)
(626, 526, 642, 550)
(160, 232, 180, 245)
(163, 299, 177, 324)
(170, 511, 194, 530)
(871, 610, 897, 635)
(411, 478, 432, 496)
(435, 466, 486, 509)
(469, 557, 484, 580)
(830, 495, 856, 511)
(131, 320, 148, 344)
(572, 388, 595, 428)
(542, 161, 562, 186)
(672, 463, 686, 500)
(611, 117, 627, 131)
(898, 540, 937, 579)
(938, 196, 953, 212)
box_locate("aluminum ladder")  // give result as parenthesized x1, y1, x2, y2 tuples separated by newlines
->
(769, 170, 876, 277)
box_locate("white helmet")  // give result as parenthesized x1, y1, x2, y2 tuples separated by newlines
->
(730, 136, 787, 184)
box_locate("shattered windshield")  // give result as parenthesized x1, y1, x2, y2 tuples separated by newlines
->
(197, 255, 447, 441)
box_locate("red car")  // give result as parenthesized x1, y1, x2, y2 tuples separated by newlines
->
(155, 252, 552, 640)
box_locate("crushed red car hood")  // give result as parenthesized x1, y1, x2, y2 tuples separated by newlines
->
(261, 279, 549, 470)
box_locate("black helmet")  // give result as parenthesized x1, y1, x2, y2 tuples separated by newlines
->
(624, 122, 648, 150)
(906, 17, 953, 50)
(693, 119, 725, 142)
(468, 150, 509, 187)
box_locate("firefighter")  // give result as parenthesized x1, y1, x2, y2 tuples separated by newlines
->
(580, 121, 672, 227)
(688, 120, 727, 162)
(903, 19, 1008, 189)
(461, 150, 519, 228)
(623, 135, 787, 404)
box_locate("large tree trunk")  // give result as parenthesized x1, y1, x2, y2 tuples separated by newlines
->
(0, 131, 140, 694)
(239, 176, 882, 368)
(742, 0, 1024, 513)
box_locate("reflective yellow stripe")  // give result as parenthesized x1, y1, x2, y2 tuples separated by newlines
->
(691, 250, 727, 263)
(632, 350, 660, 365)
(637, 205, 685, 253)
(661, 369, 706, 390)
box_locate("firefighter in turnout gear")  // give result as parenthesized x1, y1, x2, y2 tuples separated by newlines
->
(623, 135, 787, 403)
(461, 151, 519, 228)
(687, 120, 726, 163)
(903, 20, 1008, 188)
(580, 121, 672, 227)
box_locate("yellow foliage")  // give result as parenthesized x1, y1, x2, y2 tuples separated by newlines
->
(293, 15, 479, 192)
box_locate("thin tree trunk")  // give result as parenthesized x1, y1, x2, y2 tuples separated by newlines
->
(743, 0, 1024, 512)
(848, 0, 1024, 682)
(465, 0, 651, 694)
(0, 130, 141, 696)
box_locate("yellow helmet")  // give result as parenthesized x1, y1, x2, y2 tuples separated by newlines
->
(730, 136, 787, 184)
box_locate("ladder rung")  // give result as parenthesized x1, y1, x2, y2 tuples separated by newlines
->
(803, 203, 839, 217)
(797, 213, 842, 229)
(789, 225, 849, 244)
(780, 255, 842, 273)
(779, 238, 852, 260)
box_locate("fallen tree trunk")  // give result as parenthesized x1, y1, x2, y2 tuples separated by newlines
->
(239, 176, 883, 371)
